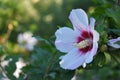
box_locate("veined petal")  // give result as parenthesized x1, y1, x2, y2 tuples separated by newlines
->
(89, 17, 96, 29)
(92, 30, 99, 42)
(85, 42, 98, 63)
(55, 27, 79, 52)
(60, 48, 86, 70)
(69, 9, 88, 31)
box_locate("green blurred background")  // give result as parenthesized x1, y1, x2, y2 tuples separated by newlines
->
(1, 0, 120, 80)
(0, 0, 94, 38)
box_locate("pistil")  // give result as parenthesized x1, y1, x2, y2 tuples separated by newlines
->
(74, 39, 91, 49)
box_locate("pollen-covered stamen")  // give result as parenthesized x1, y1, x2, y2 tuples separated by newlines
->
(74, 39, 91, 49)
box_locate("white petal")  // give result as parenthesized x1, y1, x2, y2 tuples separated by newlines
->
(108, 37, 120, 44)
(85, 42, 98, 63)
(92, 30, 99, 42)
(27, 37, 37, 46)
(109, 44, 120, 48)
(60, 48, 86, 70)
(23, 32, 33, 40)
(71, 74, 77, 80)
(25, 44, 34, 51)
(55, 40, 75, 52)
(89, 17, 96, 29)
(20, 32, 32, 43)
(108, 37, 120, 48)
(118, 37, 120, 40)
(82, 63, 86, 68)
(69, 9, 88, 31)
(55, 27, 79, 52)
(17, 34, 23, 43)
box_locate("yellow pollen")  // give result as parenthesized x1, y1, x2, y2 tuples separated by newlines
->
(74, 39, 91, 49)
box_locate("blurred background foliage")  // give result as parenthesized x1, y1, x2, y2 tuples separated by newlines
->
(0, 0, 120, 80)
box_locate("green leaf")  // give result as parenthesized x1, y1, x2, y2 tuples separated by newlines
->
(35, 36, 51, 46)
(106, 8, 120, 28)
(109, 49, 120, 65)
(104, 52, 111, 64)
(4, 55, 22, 80)
(108, 29, 120, 36)
(0, 73, 4, 79)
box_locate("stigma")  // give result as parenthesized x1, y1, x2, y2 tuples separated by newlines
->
(74, 39, 91, 49)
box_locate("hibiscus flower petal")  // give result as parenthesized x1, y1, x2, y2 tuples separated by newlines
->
(55, 9, 100, 70)
(55, 40, 75, 52)
(69, 9, 88, 31)
(60, 48, 86, 70)
(92, 30, 99, 42)
(89, 17, 96, 29)
(108, 37, 120, 48)
(85, 42, 98, 63)
(55, 27, 79, 52)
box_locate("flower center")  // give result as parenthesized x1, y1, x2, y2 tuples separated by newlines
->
(74, 30, 93, 53)
(74, 39, 91, 49)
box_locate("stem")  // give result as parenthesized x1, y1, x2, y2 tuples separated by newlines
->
(2, 23, 13, 48)
(43, 53, 56, 80)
